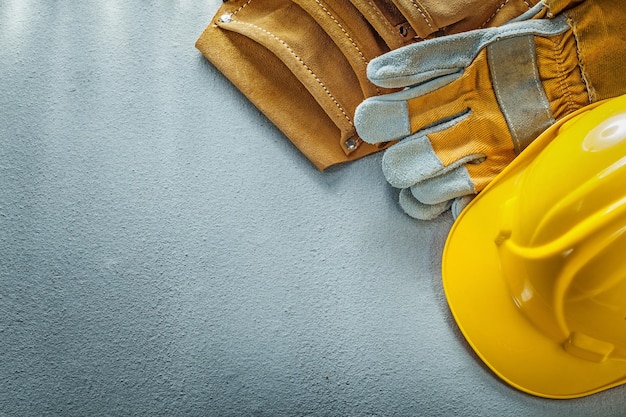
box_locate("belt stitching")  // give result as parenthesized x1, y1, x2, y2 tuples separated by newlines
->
(314, 0, 381, 95)
(229, 19, 354, 126)
(408, 0, 434, 31)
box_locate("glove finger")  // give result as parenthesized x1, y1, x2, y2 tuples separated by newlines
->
(409, 166, 476, 205)
(381, 132, 484, 189)
(366, 29, 486, 88)
(367, 14, 568, 89)
(354, 96, 409, 145)
(451, 194, 476, 219)
(398, 188, 453, 221)
(354, 71, 460, 144)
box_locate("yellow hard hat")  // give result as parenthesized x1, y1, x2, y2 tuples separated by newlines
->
(443, 94, 626, 399)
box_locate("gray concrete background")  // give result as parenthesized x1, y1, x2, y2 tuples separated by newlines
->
(0, 1, 623, 416)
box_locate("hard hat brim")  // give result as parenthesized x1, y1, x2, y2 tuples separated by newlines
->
(442, 101, 626, 399)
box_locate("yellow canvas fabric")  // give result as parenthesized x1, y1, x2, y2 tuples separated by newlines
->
(534, 30, 590, 119)
(404, 27, 586, 193)
(562, 0, 626, 101)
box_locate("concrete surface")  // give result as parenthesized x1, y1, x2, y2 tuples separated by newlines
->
(0, 1, 624, 416)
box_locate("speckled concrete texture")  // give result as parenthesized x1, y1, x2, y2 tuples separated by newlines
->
(1, 1, 624, 416)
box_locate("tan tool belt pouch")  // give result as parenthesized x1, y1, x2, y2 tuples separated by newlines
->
(389, 0, 542, 39)
(196, 0, 544, 169)
(196, 0, 394, 170)
(348, 0, 418, 48)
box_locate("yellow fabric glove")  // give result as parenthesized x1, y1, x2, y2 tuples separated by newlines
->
(355, 0, 626, 220)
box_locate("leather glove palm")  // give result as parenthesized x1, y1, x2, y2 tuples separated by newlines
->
(354, 7, 587, 220)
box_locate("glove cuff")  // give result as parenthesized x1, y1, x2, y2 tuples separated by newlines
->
(535, 28, 589, 122)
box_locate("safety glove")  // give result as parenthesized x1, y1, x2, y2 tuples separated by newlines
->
(354, 4, 589, 220)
